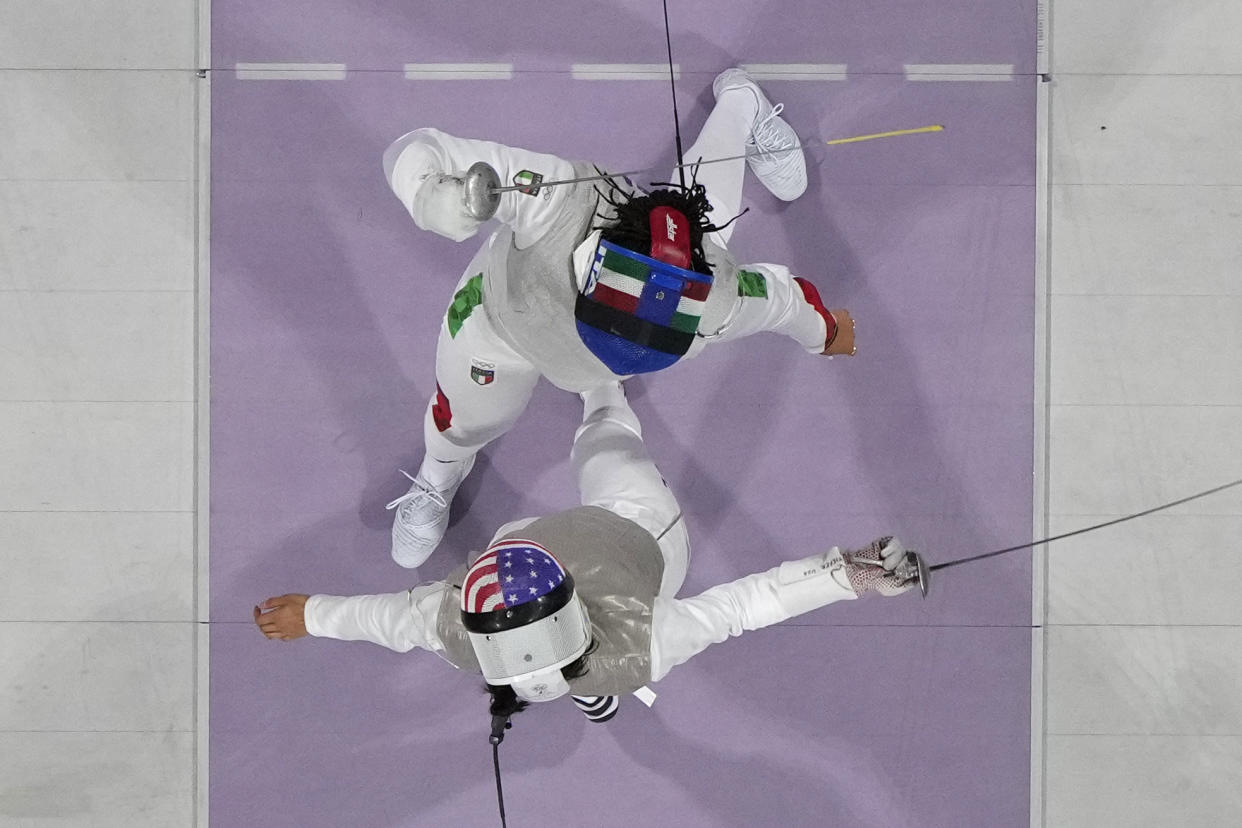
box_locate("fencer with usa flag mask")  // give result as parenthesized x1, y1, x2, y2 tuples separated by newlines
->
(459, 542, 590, 703)
(255, 383, 919, 728)
(380, 68, 858, 570)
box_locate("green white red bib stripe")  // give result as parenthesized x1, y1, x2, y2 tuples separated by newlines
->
(587, 241, 712, 335)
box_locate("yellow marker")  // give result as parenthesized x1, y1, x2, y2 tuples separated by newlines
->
(826, 124, 944, 146)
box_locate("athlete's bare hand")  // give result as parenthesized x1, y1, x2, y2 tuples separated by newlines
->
(254, 594, 309, 640)
(826, 309, 856, 356)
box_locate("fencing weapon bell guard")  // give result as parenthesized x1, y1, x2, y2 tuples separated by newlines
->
(461, 540, 592, 703)
(463, 161, 502, 222)
(846, 547, 930, 597)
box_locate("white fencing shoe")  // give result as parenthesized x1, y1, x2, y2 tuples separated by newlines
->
(712, 67, 807, 201)
(386, 456, 475, 568)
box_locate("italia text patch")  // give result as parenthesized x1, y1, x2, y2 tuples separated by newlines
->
(469, 358, 495, 386)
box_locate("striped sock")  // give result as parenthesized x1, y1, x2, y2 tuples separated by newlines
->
(571, 695, 620, 723)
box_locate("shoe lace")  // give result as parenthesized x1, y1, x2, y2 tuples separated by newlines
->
(385, 469, 448, 512)
(750, 103, 792, 156)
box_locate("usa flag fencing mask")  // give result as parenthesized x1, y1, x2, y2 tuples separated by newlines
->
(460, 541, 592, 703)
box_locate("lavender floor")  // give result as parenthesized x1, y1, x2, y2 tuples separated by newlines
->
(211, 4, 1036, 825)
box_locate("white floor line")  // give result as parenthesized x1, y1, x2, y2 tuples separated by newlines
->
(904, 63, 1015, 81)
(1029, 626, 1046, 828)
(1032, 1, 1052, 821)
(404, 63, 513, 80)
(194, 45, 213, 828)
(234, 62, 347, 80)
(740, 63, 848, 81)
(571, 63, 680, 80)
(196, 0, 210, 73)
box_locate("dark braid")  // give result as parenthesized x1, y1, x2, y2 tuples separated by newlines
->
(592, 166, 747, 276)
(486, 684, 529, 719)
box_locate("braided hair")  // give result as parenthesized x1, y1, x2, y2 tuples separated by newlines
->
(593, 169, 745, 275)
(486, 683, 529, 719)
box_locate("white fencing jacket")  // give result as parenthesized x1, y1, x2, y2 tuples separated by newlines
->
(306, 533, 858, 684)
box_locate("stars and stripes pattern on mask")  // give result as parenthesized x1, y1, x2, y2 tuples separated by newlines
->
(461, 541, 568, 613)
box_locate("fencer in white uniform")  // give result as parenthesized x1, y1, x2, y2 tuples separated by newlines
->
(382, 69, 858, 568)
(256, 384, 915, 723)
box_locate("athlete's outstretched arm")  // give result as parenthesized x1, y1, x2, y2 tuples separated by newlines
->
(699, 254, 855, 357)
(255, 584, 449, 654)
(648, 538, 911, 680)
(383, 127, 577, 248)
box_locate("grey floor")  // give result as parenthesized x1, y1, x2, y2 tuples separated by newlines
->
(2, 1, 1241, 825)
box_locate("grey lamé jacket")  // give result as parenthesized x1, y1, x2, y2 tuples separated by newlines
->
(434, 506, 664, 695)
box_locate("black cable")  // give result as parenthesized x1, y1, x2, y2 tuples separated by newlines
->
(488, 713, 511, 826)
(929, 477, 1242, 572)
(661, 0, 687, 189)
(491, 741, 507, 828)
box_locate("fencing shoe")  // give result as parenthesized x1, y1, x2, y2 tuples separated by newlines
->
(386, 456, 475, 568)
(712, 67, 807, 201)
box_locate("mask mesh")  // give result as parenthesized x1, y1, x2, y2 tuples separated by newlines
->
(470, 600, 590, 683)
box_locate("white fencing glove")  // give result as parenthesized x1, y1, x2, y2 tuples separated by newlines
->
(844, 536, 917, 597)
(411, 173, 484, 242)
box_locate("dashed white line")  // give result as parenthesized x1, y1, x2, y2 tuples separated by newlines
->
(572, 63, 680, 80)
(230, 60, 1018, 84)
(404, 63, 514, 80)
(234, 62, 347, 80)
(741, 63, 848, 81)
(904, 63, 1015, 82)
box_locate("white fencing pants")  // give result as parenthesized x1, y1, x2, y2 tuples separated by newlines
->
(421, 257, 541, 465)
(571, 385, 690, 597)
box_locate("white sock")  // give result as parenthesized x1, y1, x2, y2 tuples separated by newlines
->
(578, 383, 642, 438)
(419, 456, 470, 490)
(580, 382, 626, 414)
